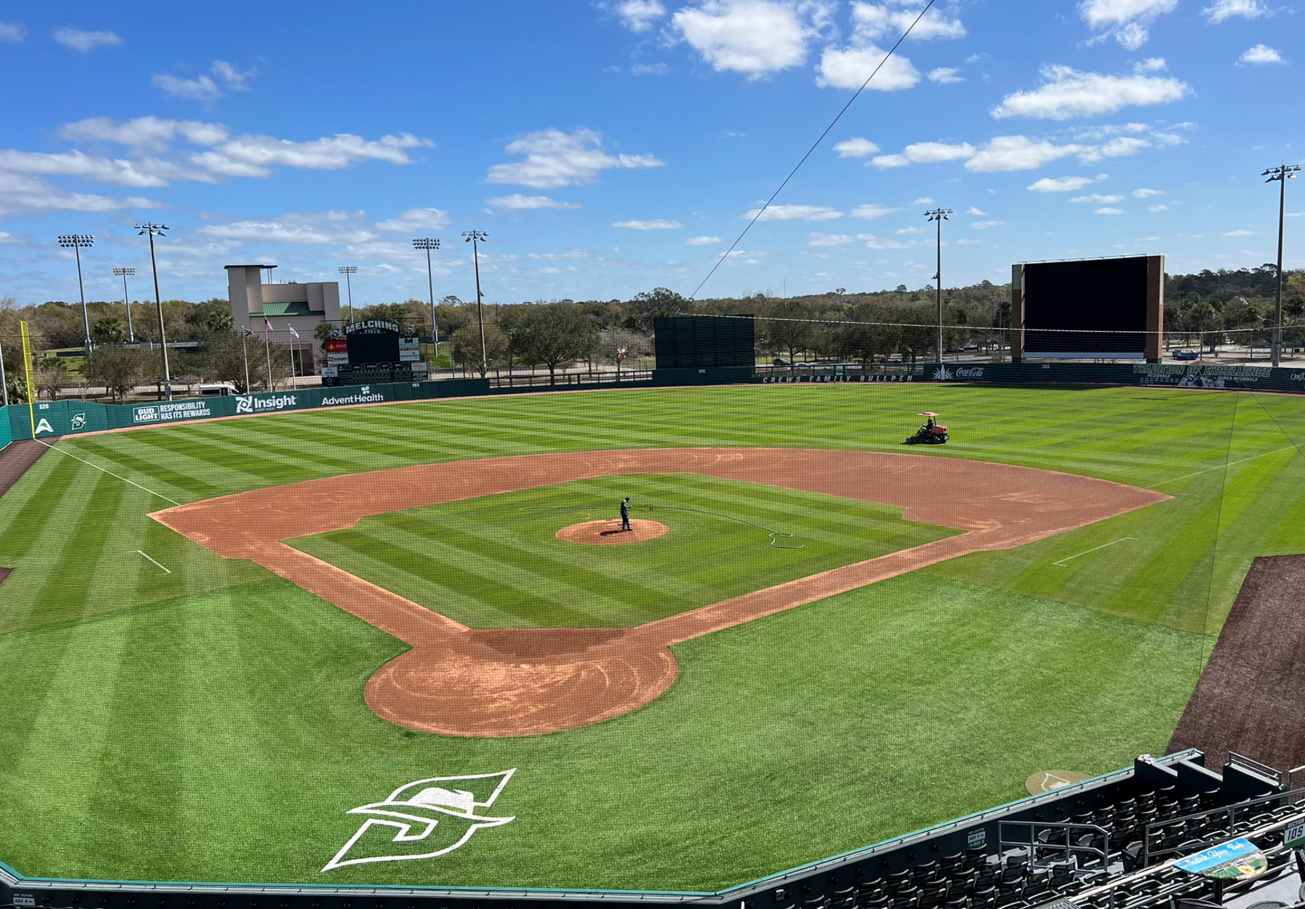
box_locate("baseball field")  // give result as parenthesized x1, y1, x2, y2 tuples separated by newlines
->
(1, 382, 1303, 891)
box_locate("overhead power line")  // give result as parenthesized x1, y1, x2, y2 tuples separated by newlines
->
(688, 0, 939, 301)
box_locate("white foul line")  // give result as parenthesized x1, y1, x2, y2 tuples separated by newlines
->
(34, 439, 181, 506)
(1156, 444, 1300, 488)
(136, 550, 172, 574)
(1053, 537, 1136, 567)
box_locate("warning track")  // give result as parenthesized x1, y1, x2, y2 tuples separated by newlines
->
(151, 448, 1167, 738)
(1170, 555, 1305, 769)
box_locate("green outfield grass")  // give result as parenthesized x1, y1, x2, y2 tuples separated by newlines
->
(290, 473, 954, 628)
(0, 382, 1303, 891)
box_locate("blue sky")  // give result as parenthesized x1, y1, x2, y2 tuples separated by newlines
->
(0, 0, 1301, 308)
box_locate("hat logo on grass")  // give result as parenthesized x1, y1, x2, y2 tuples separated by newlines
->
(322, 769, 516, 872)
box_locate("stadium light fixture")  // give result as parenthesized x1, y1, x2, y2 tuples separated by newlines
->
(135, 223, 173, 400)
(337, 265, 358, 325)
(113, 266, 137, 342)
(411, 239, 441, 358)
(57, 233, 95, 358)
(924, 209, 953, 366)
(462, 231, 489, 377)
(1263, 164, 1301, 368)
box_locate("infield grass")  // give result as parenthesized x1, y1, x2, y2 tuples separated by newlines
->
(0, 383, 1303, 890)
(289, 474, 955, 628)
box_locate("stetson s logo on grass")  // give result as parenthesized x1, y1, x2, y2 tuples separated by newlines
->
(323, 769, 516, 872)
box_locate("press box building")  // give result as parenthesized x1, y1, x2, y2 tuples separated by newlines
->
(225, 264, 342, 373)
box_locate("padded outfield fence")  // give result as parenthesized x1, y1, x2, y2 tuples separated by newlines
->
(5, 361, 1305, 442)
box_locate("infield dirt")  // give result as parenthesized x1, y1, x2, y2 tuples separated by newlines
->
(152, 448, 1167, 738)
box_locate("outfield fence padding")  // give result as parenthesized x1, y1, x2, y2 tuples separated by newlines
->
(0, 406, 11, 450)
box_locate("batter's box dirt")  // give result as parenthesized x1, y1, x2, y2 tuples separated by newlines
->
(151, 448, 1168, 738)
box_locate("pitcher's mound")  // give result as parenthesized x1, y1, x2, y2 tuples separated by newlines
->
(556, 519, 669, 545)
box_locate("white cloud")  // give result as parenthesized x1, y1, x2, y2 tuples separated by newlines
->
(614, 218, 684, 229)
(673, 0, 825, 77)
(153, 60, 258, 101)
(1204, 0, 1270, 22)
(1027, 175, 1101, 192)
(0, 172, 155, 215)
(1079, 136, 1152, 162)
(871, 140, 974, 168)
(967, 206, 986, 215)
(210, 60, 256, 90)
(817, 44, 921, 91)
(613, 0, 667, 32)
(375, 208, 452, 232)
(53, 27, 122, 52)
(0, 149, 181, 187)
(1149, 203, 1170, 212)
(743, 203, 842, 221)
(965, 135, 1084, 172)
(859, 233, 910, 250)
(1133, 187, 1164, 198)
(1240, 44, 1284, 65)
(992, 64, 1189, 120)
(1070, 193, 1125, 203)
(1225, 228, 1255, 236)
(1135, 57, 1167, 73)
(152, 73, 221, 102)
(195, 132, 430, 177)
(487, 193, 579, 210)
(1078, 0, 1176, 49)
(833, 137, 880, 158)
(1095, 207, 1125, 215)
(487, 128, 662, 188)
(897, 226, 923, 234)
(851, 203, 898, 219)
(630, 62, 670, 76)
(687, 235, 721, 245)
(198, 219, 342, 244)
(928, 66, 964, 84)
(808, 232, 854, 247)
(851, 1, 966, 41)
(62, 116, 228, 147)
(914, 196, 934, 204)
(970, 220, 1004, 230)
(0, 22, 25, 43)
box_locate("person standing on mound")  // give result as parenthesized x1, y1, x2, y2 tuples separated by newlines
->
(620, 496, 632, 532)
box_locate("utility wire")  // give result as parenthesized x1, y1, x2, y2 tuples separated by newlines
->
(688, 0, 939, 301)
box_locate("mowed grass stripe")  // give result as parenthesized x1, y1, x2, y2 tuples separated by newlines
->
(62, 436, 224, 501)
(306, 529, 611, 627)
(0, 454, 83, 562)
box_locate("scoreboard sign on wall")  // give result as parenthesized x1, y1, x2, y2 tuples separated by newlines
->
(345, 319, 401, 364)
(1011, 255, 1164, 363)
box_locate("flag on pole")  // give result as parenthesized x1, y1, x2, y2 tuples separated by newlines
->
(288, 325, 300, 339)
(264, 318, 273, 334)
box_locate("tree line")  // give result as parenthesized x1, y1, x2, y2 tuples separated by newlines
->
(3, 264, 1303, 402)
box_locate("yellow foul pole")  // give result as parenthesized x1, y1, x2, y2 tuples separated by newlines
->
(20, 321, 36, 440)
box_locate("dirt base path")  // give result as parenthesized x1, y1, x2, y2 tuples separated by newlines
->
(152, 448, 1167, 737)
(1170, 555, 1305, 770)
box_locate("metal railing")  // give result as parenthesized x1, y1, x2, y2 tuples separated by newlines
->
(1141, 786, 1305, 866)
(998, 821, 1111, 870)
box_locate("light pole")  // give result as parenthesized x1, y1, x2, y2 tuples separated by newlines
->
(113, 266, 137, 342)
(57, 234, 94, 357)
(1264, 164, 1302, 367)
(135, 223, 173, 400)
(240, 328, 253, 392)
(337, 265, 357, 324)
(411, 239, 441, 364)
(616, 346, 627, 382)
(924, 208, 953, 365)
(462, 230, 489, 377)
